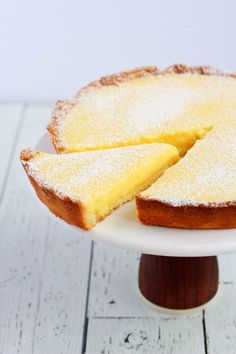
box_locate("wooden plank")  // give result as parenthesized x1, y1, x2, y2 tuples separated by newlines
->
(85, 316, 205, 354)
(204, 283, 236, 353)
(31, 220, 92, 354)
(219, 254, 236, 283)
(0, 104, 51, 354)
(88, 242, 146, 317)
(88, 242, 173, 317)
(0, 103, 24, 197)
(204, 254, 236, 353)
(0, 104, 91, 354)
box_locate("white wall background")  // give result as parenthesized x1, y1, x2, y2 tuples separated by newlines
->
(1, 0, 236, 102)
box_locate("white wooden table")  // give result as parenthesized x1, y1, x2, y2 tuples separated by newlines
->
(1, 103, 236, 354)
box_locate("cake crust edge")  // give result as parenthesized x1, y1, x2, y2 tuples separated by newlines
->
(21, 149, 92, 230)
(136, 197, 236, 229)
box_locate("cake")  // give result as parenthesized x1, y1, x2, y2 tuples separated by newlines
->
(48, 66, 217, 156)
(28, 64, 236, 229)
(20, 144, 179, 230)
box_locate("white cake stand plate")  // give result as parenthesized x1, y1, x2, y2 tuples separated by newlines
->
(33, 133, 236, 313)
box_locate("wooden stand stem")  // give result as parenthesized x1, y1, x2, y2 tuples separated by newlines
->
(139, 254, 219, 310)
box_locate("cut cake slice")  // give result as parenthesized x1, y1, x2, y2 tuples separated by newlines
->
(21, 144, 179, 230)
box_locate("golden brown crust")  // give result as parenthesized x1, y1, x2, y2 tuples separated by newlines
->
(22, 162, 91, 230)
(76, 64, 234, 93)
(47, 99, 77, 153)
(20, 147, 38, 161)
(77, 66, 160, 93)
(163, 64, 232, 76)
(136, 197, 236, 229)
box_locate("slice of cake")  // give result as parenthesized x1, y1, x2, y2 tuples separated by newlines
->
(20, 144, 179, 230)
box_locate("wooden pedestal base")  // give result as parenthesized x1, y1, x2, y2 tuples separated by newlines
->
(139, 254, 219, 310)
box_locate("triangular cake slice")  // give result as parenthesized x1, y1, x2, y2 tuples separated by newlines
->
(20, 144, 179, 230)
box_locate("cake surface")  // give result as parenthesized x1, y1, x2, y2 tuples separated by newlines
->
(21, 144, 179, 230)
(48, 66, 236, 156)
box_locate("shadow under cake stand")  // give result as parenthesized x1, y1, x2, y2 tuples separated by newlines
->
(35, 133, 236, 313)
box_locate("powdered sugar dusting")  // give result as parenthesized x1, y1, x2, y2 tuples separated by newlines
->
(55, 74, 236, 152)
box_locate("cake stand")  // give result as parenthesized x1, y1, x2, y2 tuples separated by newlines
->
(34, 133, 236, 313)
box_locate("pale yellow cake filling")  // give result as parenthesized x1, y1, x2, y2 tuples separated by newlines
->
(58, 74, 236, 153)
(24, 144, 179, 228)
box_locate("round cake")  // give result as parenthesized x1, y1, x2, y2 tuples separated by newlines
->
(23, 65, 236, 229)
